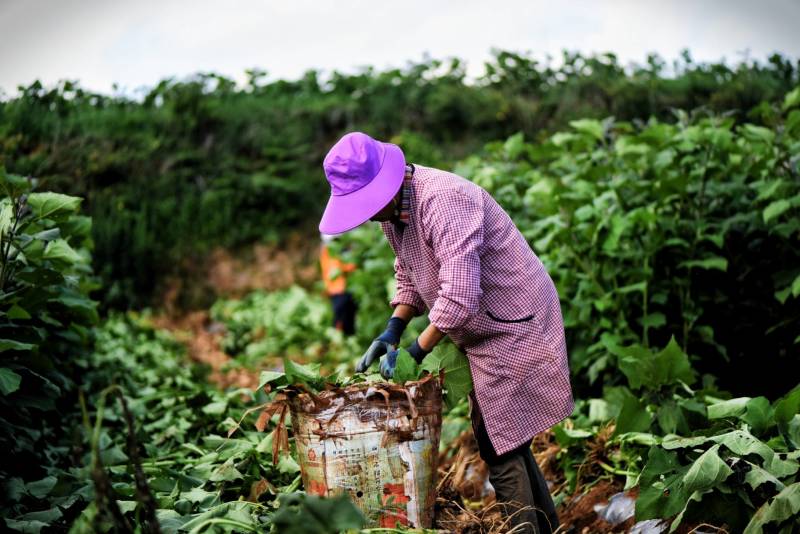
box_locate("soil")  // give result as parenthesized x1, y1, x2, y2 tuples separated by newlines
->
(152, 238, 318, 388)
(158, 234, 320, 314)
(151, 310, 262, 390)
(435, 429, 630, 534)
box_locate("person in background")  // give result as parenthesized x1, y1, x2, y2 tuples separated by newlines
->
(319, 233, 358, 336)
(318, 132, 573, 534)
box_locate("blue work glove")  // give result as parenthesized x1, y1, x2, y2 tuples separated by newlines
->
(380, 349, 399, 379)
(407, 339, 431, 364)
(356, 317, 407, 373)
(379, 339, 431, 379)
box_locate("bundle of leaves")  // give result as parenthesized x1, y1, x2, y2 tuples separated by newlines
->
(210, 280, 473, 411)
(255, 340, 472, 412)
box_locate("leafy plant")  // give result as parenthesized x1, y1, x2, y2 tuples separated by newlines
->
(452, 90, 800, 399)
(2, 52, 797, 307)
(0, 170, 98, 527)
(636, 426, 799, 532)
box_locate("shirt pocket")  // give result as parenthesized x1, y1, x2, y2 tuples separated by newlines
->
(484, 309, 555, 382)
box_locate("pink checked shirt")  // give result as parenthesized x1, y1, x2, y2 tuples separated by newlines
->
(381, 165, 574, 455)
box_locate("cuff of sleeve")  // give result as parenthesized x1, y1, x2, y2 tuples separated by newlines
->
(428, 297, 473, 334)
(390, 291, 426, 316)
(407, 339, 430, 364)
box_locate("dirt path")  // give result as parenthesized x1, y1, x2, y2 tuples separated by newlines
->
(152, 310, 262, 390)
(159, 235, 319, 314)
(152, 237, 319, 389)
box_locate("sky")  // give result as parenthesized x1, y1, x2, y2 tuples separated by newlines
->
(1, 0, 799, 97)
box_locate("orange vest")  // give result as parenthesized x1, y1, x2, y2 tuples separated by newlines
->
(320, 245, 356, 295)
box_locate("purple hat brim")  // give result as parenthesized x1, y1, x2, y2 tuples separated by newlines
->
(319, 142, 405, 234)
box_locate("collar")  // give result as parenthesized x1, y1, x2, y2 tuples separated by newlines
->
(393, 163, 414, 228)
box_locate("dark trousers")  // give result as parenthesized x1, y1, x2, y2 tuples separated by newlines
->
(330, 292, 356, 336)
(470, 392, 559, 534)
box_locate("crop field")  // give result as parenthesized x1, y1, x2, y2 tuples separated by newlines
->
(1, 52, 799, 533)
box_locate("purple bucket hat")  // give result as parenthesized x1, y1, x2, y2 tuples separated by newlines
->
(319, 132, 405, 234)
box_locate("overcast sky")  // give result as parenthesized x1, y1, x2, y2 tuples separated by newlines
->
(1, 0, 798, 97)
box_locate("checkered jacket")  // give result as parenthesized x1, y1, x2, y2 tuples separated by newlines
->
(381, 165, 574, 455)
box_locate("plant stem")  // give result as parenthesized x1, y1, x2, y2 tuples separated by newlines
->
(596, 460, 636, 477)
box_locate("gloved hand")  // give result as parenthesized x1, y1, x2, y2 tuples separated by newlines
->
(356, 317, 407, 373)
(407, 339, 431, 364)
(379, 349, 399, 379)
(379, 339, 431, 379)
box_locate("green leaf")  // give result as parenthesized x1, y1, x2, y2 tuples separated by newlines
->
(743, 461, 785, 492)
(181, 487, 220, 507)
(783, 86, 800, 111)
(636, 447, 687, 519)
(209, 458, 243, 482)
(613, 337, 696, 391)
(0, 339, 34, 352)
(270, 493, 365, 533)
(662, 434, 712, 450)
(0, 201, 13, 236)
(257, 370, 287, 391)
(744, 482, 800, 534)
(708, 397, 750, 419)
(679, 257, 728, 271)
(7, 304, 31, 320)
(0, 170, 30, 198)
(4, 518, 48, 533)
(788, 109, 800, 134)
(392, 349, 419, 384)
(552, 424, 593, 447)
(641, 312, 666, 329)
(763, 199, 792, 223)
(4, 478, 25, 501)
(42, 239, 84, 265)
(615, 394, 652, 435)
(26, 192, 82, 220)
(282, 358, 324, 389)
(741, 124, 775, 144)
(116, 501, 137, 514)
(774, 384, 800, 449)
(636, 444, 733, 523)
(569, 119, 604, 141)
(420, 343, 472, 409)
(785, 416, 800, 453)
(503, 132, 526, 159)
(710, 429, 797, 478)
(775, 286, 792, 304)
(683, 445, 733, 493)
(155, 509, 190, 531)
(31, 228, 61, 242)
(0, 368, 22, 395)
(656, 401, 687, 435)
(601, 213, 628, 253)
(791, 273, 800, 298)
(277, 453, 300, 475)
(201, 401, 228, 416)
(707, 396, 774, 436)
(754, 179, 785, 202)
(741, 397, 773, 436)
(25, 476, 57, 498)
